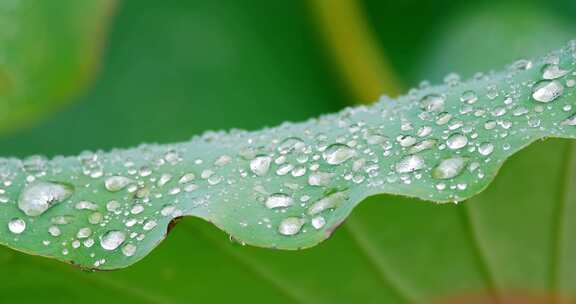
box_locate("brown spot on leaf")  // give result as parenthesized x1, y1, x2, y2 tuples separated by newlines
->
(167, 216, 184, 235)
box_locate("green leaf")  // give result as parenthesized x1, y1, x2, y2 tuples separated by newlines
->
(419, 2, 574, 82)
(0, 41, 575, 273)
(0, 0, 115, 135)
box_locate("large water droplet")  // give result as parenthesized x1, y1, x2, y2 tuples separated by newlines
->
(419, 94, 445, 112)
(100, 230, 126, 251)
(48, 225, 61, 237)
(104, 176, 132, 192)
(460, 90, 478, 104)
(18, 181, 74, 216)
(446, 133, 468, 150)
(323, 144, 356, 165)
(308, 191, 348, 215)
(397, 135, 417, 147)
(395, 155, 425, 174)
(122, 243, 137, 257)
(75, 200, 98, 210)
(478, 142, 495, 156)
(532, 80, 564, 103)
(143, 219, 157, 231)
(311, 216, 326, 229)
(250, 155, 272, 176)
(178, 173, 196, 184)
(77, 227, 92, 239)
(265, 193, 293, 209)
(278, 217, 305, 236)
(542, 64, 569, 80)
(432, 157, 468, 180)
(561, 113, 576, 126)
(364, 131, 389, 145)
(8, 218, 26, 234)
(278, 137, 304, 154)
(408, 139, 436, 154)
(308, 172, 334, 186)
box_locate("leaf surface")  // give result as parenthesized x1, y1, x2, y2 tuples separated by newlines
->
(0, 41, 575, 272)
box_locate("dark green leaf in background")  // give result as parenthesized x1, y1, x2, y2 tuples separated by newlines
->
(0, 0, 115, 135)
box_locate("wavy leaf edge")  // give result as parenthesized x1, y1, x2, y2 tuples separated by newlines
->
(1, 40, 576, 270)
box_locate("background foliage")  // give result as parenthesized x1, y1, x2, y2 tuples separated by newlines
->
(1, 0, 575, 303)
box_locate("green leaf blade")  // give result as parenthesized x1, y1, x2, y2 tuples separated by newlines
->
(0, 41, 576, 270)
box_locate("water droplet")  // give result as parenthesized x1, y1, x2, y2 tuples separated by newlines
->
(419, 94, 445, 112)
(8, 218, 25, 234)
(395, 155, 425, 174)
(542, 64, 569, 80)
(164, 150, 181, 164)
(308, 172, 334, 186)
(278, 137, 304, 154)
(446, 133, 468, 150)
(214, 155, 232, 167)
(408, 139, 436, 154)
(143, 219, 157, 231)
(161, 204, 176, 216)
(276, 164, 293, 176)
(291, 166, 307, 177)
(139, 166, 152, 177)
(484, 120, 497, 130)
(397, 135, 417, 147)
(478, 142, 495, 156)
(432, 157, 468, 180)
(18, 181, 74, 216)
(250, 155, 272, 176)
(178, 173, 196, 184)
(323, 144, 355, 165)
(104, 176, 132, 192)
(100, 230, 126, 251)
(364, 132, 389, 145)
(122, 243, 137, 257)
(460, 90, 478, 104)
(106, 200, 121, 212)
(48, 225, 61, 237)
(444, 73, 461, 86)
(560, 112, 576, 126)
(75, 200, 98, 210)
(308, 191, 348, 215)
(311, 216, 326, 229)
(532, 80, 564, 103)
(51, 215, 73, 225)
(77, 227, 92, 239)
(265, 193, 293, 209)
(417, 126, 432, 137)
(435, 112, 452, 125)
(278, 217, 305, 236)
(130, 204, 144, 214)
(84, 238, 94, 248)
(486, 86, 499, 100)
(511, 59, 533, 71)
(157, 174, 172, 187)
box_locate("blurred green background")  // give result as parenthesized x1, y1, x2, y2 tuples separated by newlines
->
(1, 0, 575, 303)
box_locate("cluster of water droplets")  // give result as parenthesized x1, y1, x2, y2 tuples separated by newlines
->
(0, 41, 575, 268)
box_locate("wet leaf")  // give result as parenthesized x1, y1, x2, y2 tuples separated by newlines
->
(0, 41, 575, 271)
